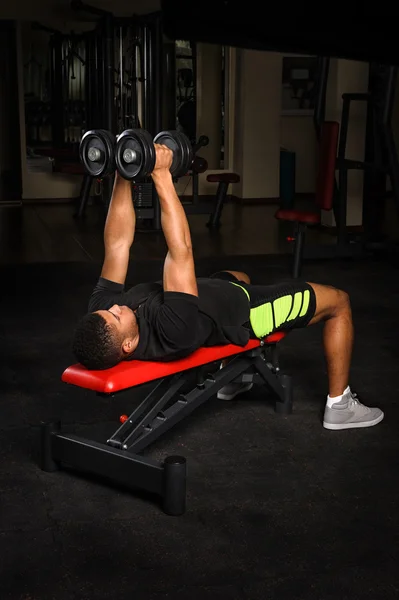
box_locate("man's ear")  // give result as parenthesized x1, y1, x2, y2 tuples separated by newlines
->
(122, 338, 135, 355)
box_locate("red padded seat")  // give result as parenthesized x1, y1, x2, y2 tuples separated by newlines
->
(207, 173, 240, 184)
(275, 121, 339, 228)
(275, 208, 320, 225)
(62, 332, 286, 394)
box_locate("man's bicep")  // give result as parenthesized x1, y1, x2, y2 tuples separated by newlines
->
(163, 251, 198, 296)
(100, 244, 130, 285)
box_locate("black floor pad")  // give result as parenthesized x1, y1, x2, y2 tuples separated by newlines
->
(1, 255, 399, 599)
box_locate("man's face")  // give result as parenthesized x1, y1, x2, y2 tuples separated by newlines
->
(96, 305, 139, 354)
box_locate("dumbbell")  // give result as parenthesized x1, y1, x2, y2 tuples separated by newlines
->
(79, 129, 116, 178)
(115, 129, 209, 180)
(114, 129, 156, 179)
(79, 128, 155, 179)
(80, 128, 210, 180)
(152, 131, 209, 177)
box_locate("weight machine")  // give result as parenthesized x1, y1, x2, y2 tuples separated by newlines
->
(277, 57, 399, 277)
(24, 5, 232, 229)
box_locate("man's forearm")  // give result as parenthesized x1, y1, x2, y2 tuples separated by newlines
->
(152, 171, 192, 256)
(104, 173, 136, 249)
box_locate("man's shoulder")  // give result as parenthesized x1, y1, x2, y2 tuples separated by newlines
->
(124, 281, 163, 309)
(196, 277, 238, 293)
(126, 281, 163, 294)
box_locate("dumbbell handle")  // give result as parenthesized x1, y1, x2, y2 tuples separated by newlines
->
(87, 147, 102, 162)
(87, 145, 138, 166)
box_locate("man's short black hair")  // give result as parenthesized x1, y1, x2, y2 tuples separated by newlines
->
(72, 312, 122, 370)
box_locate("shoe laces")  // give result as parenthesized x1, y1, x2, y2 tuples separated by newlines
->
(349, 391, 370, 414)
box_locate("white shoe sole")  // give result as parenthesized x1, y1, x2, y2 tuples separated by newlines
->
(217, 383, 253, 401)
(323, 411, 384, 430)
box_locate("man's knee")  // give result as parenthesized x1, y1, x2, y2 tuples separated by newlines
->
(335, 288, 351, 312)
(227, 270, 250, 284)
(309, 282, 351, 322)
(325, 287, 352, 321)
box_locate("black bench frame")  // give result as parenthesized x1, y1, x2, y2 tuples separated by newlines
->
(40, 341, 292, 516)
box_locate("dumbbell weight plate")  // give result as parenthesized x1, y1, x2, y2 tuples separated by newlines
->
(153, 130, 193, 178)
(80, 129, 115, 178)
(191, 155, 208, 174)
(115, 129, 155, 180)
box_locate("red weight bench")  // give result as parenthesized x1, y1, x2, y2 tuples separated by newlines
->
(41, 332, 291, 516)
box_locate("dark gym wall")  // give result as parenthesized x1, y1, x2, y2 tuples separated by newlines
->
(0, 20, 22, 201)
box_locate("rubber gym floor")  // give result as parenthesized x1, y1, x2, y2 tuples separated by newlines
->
(1, 202, 399, 599)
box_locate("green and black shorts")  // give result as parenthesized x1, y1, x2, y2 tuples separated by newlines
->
(210, 271, 317, 338)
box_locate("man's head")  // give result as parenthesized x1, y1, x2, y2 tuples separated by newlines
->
(72, 304, 139, 370)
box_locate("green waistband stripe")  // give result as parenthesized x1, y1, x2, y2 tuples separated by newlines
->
(299, 289, 310, 317)
(273, 295, 293, 329)
(250, 303, 274, 337)
(287, 292, 303, 321)
(230, 281, 250, 300)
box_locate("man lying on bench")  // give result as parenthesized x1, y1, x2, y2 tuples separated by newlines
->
(72, 144, 383, 431)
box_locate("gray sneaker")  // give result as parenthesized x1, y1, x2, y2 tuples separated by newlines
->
(217, 382, 253, 401)
(323, 390, 384, 430)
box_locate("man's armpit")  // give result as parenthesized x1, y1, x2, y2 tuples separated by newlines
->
(87, 278, 124, 312)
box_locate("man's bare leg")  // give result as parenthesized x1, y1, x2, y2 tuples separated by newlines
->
(221, 278, 353, 394)
(308, 282, 383, 430)
(218, 276, 384, 429)
(307, 283, 353, 397)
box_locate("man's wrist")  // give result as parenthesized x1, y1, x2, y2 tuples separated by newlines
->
(151, 169, 173, 185)
(114, 171, 130, 185)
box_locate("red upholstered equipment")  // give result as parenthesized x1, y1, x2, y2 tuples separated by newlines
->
(275, 120, 339, 225)
(275, 209, 320, 225)
(207, 173, 240, 184)
(62, 332, 286, 394)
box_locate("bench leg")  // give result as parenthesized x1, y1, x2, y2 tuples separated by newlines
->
(207, 181, 229, 229)
(163, 456, 187, 516)
(39, 424, 187, 516)
(40, 422, 60, 472)
(252, 353, 293, 414)
(74, 174, 92, 219)
(274, 374, 293, 415)
(292, 223, 306, 278)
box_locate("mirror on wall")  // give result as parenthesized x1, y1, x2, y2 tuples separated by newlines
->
(175, 40, 226, 170)
(23, 25, 53, 150)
